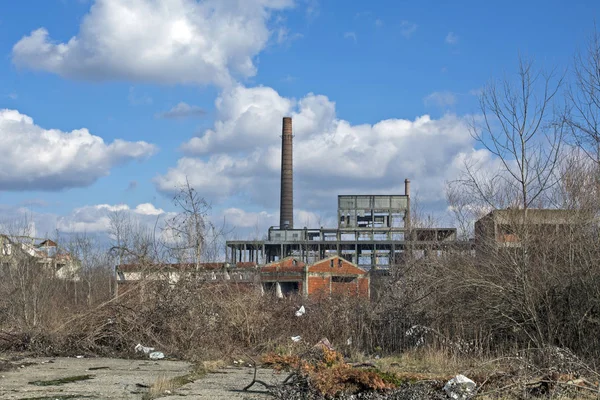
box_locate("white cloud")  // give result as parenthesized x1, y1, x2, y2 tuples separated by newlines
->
(134, 203, 165, 215)
(400, 20, 417, 38)
(155, 84, 495, 214)
(156, 102, 206, 119)
(56, 203, 168, 233)
(344, 32, 357, 42)
(0, 109, 157, 190)
(181, 84, 294, 154)
(223, 208, 276, 229)
(424, 91, 457, 108)
(445, 32, 459, 45)
(12, 0, 294, 86)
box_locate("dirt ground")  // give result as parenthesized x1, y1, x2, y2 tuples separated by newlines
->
(0, 356, 284, 399)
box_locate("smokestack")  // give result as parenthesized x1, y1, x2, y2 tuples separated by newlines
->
(280, 117, 293, 229)
(404, 178, 411, 197)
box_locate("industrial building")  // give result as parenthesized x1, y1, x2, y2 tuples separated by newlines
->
(261, 255, 370, 298)
(226, 117, 460, 270)
(115, 256, 369, 299)
(475, 209, 583, 249)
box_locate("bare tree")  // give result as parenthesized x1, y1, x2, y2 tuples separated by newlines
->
(566, 25, 600, 163)
(452, 56, 565, 211)
(164, 178, 215, 268)
(108, 210, 157, 266)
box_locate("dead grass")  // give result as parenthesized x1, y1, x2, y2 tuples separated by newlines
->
(372, 348, 600, 400)
(376, 348, 468, 376)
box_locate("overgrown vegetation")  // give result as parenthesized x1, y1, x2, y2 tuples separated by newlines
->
(2, 24, 600, 400)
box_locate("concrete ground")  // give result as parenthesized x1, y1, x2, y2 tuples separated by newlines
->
(0, 356, 284, 399)
(156, 367, 285, 400)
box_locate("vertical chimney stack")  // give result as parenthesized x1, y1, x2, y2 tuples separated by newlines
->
(404, 178, 411, 197)
(280, 117, 294, 229)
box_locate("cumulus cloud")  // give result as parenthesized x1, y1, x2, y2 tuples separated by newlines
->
(424, 91, 457, 108)
(445, 32, 459, 45)
(56, 203, 168, 233)
(155, 84, 494, 215)
(0, 109, 157, 191)
(223, 208, 276, 229)
(12, 0, 294, 86)
(156, 102, 206, 119)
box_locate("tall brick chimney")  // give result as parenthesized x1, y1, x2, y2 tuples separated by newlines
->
(280, 117, 293, 229)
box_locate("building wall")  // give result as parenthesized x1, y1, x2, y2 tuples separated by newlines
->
(307, 275, 330, 297)
(305, 256, 370, 298)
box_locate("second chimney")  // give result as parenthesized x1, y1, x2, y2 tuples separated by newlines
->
(280, 117, 293, 229)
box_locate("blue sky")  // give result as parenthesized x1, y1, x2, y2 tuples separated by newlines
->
(0, 0, 597, 241)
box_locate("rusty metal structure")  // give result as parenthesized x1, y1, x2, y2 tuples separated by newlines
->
(280, 117, 294, 229)
(226, 117, 461, 270)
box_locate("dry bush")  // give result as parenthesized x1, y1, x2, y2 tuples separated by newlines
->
(263, 346, 398, 398)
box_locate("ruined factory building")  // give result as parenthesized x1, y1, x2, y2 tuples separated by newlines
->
(262, 255, 370, 298)
(115, 262, 258, 296)
(115, 255, 369, 299)
(226, 117, 460, 270)
(475, 209, 583, 249)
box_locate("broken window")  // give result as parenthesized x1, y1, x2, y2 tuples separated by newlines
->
(332, 276, 356, 283)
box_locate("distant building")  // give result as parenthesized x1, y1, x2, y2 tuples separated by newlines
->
(115, 255, 370, 299)
(475, 209, 582, 250)
(115, 262, 258, 296)
(0, 235, 80, 280)
(226, 118, 461, 270)
(261, 255, 370, 298)
(227, 190, 459, 270)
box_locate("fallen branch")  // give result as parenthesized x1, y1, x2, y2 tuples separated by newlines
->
(242, 359, 274, 391)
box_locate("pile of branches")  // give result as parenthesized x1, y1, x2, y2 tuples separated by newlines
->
(258, 341, 425, 399)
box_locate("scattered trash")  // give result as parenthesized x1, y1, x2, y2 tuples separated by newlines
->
(134, 344, 155, 354)
(291, 335, 302, 342)
(149, 352, 165, 360)
(443, 374, 476, 400)
(295, 305, 306, 317)
(135, 343, 164, 360)
(75, 356, 84, 359)
(346, 337, 352, 346)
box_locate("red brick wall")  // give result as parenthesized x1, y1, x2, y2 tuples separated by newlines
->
(330, 276, 370, 298)
(307, 276, 330, 297)
(331, 281, 358, 296)
(358, 276, 370, 298)
(262, 258, 305, 272)
(309, 258, 366, 275)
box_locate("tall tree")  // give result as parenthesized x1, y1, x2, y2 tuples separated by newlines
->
(566, 26, 600, 164)
(452, 57, 564, 211)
